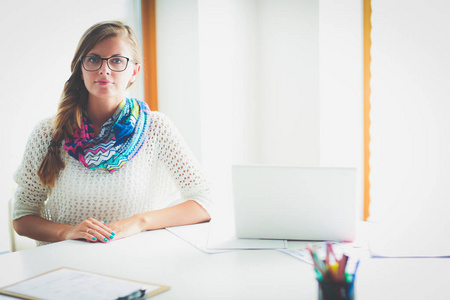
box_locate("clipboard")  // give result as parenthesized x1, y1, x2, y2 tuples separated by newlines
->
(0, 267, 170, 300)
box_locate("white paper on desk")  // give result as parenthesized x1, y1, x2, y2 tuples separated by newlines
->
(369, 223, 450, 258)
(1, 268, 160, 300)
(166, 223, 228, 254)
(280, 242, 365, 274)
(206, 218, 287, 250)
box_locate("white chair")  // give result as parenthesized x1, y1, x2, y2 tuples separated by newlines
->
(8, 196, 36, 252)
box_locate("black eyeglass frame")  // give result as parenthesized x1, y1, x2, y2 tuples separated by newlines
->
(80, 55, 137, 72)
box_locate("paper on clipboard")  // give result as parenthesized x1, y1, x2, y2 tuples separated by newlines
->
(0, 267, 170, 300)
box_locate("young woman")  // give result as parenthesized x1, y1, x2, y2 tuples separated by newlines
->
(12, 21, 211, 245)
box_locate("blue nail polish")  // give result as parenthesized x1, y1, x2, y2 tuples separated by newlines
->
(111, 232, 116, 236)
(110, 235, 114, 239)
(104, 238, 108, 242)
(92, 237, 97, 241)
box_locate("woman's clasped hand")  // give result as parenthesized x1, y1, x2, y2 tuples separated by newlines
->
(65, 218, 116, 243)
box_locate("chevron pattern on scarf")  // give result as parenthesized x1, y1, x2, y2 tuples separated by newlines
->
(64, 98, 151, 172)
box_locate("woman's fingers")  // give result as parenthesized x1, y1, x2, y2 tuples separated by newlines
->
(79, 218, 116, 243)
(88, 219, 115, 241)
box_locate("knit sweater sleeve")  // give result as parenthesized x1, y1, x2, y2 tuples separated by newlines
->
(12, 118, 52, 220)
(152, 112, 213, 215)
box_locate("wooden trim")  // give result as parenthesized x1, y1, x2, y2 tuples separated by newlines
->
(363, 0, 372, 221)
(141, 0, 158, 111)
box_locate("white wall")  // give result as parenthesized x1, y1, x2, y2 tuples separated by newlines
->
(258, 0, 320, 166)
(370, 0, 450, 230)
(319, 0, 364, 218)
(0, 0, 139, 253)
(156, 0, 202, 160)
(156, 0, 363, 219)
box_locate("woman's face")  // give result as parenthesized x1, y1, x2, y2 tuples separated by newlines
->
(81, 36, 140, 105)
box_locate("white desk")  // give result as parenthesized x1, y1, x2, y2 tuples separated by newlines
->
(0, 228, 449, 300)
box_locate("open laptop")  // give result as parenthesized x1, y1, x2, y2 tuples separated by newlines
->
(232, 165, 357, 241)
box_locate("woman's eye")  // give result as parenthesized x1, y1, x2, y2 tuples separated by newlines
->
(88, 57, 99, 64)
(111, 58, 123, 64)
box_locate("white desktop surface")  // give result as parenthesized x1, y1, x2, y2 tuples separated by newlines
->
(0, 228, 449, 300)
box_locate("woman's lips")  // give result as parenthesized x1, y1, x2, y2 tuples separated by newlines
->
(96, 80, 112, 85)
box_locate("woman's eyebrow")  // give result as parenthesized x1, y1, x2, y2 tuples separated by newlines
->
(86, 53, 124, 57)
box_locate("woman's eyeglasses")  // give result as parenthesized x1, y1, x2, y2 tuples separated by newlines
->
(80, 55, 137, 72)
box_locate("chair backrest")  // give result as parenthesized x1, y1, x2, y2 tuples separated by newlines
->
(8, 196, 37, 252)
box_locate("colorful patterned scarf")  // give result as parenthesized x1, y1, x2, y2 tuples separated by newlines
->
(64, 98, 151, 172)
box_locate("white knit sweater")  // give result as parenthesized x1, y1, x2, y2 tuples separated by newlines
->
(13, 111, 212, 244)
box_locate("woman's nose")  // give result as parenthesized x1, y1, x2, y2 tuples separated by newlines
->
(99, 60, 110, 74)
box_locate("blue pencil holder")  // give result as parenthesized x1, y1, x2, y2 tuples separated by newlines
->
(317, 279, 354, 300)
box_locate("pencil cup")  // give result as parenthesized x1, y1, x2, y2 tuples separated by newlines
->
(317, 279, 354, 300)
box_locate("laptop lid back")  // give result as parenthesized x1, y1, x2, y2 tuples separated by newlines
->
(232, 165, 357, 241)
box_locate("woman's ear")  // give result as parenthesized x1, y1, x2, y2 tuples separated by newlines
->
(129, 63, 141, 85)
